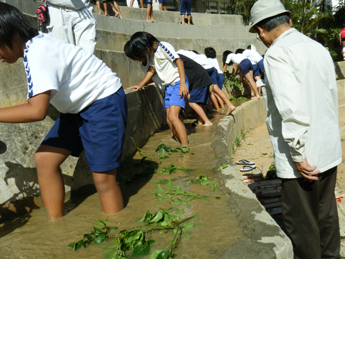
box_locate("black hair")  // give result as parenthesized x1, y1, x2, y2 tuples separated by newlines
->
(247, 45, 252, 49)
(0, 3, 38, 48)
(256, 13, 290, 32)
(235, 48, 245, 54)
(192, 50, 198, 54)
(204, 47, 216, 59)
(124, 40, 133, 59)
(222, 50, 233, 66)
(126, 31, 159, 60)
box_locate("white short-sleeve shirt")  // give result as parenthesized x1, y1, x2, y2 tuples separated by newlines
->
(141, 54, 165, 91)
(177, 50, 213, 70)
(150, 42, 180, 86)
(23, 33, 121, 114)
(208, 57, 222, 74)
(225, 53, 245, 65)
(243, 49, 263, 64)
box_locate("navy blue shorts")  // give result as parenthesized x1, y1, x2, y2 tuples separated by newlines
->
(206, 67, 220, 85)
(189, 85, 209, 104)
(252, 64, 260, 78)
(180, 0, 191, 15)
(158, 0, 167, 3)
(257, 59, 265, 74)
(146, 0, 153, 4)
(41, 88, 127, 173)
(217, 73, 225, 90)
(239, 58, 253, 75)
(164, 79, 189, 109)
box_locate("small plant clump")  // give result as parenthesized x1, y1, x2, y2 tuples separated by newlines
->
(68, 208, 201, 259)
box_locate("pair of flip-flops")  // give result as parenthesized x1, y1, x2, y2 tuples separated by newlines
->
(235, 159, 256, 172)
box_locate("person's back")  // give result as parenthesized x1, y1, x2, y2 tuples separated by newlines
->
(264, 28, 341, 177)
(25, 32, 120, 114)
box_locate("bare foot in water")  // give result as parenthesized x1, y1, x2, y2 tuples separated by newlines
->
(197, 120, 213, 126)
(225, 105, 236, 116)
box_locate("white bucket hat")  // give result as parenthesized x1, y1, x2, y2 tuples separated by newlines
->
(249, 0, 290, 33)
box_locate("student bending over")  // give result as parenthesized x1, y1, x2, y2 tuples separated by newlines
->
(125, 32, 189, 145)
(222, 50, 260, 99)
(0, 3, 127, 221)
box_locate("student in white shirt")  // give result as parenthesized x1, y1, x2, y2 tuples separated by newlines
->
(125, 32, 189, 145)
(0, 3, 127, 221)
(250, 0, 342, 258)
(222, 50, 260, 99)
(204, 47, 226, 110)
(177, 49, 235, 115)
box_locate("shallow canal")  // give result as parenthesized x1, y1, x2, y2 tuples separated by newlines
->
(0, 112, 246, 259)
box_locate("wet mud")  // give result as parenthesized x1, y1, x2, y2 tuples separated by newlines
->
(0, 109, 247, 259)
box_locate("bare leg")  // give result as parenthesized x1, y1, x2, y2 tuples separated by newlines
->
(103, 2, 109, 15)
(181, 14, 185, 24)
(189, 102, 212, 126)
(92, 169, 124, 214)
(112, 1, 123, 18)
(215, 93, 224, 108)
(213, 84, 236, 115)
(96, 1, 102, 14)
(164, 4, 167, 10)
(254, 76, 262, 95)
(210, 92, 220, 110)
(130, 0, 134, 6)
(245, 70, 260, 99)
(34, 146, 71, 221)
(139, 0, 144, 8)
(159, 2, 162, 10)
(166, 106, 188, 145)
(187, 14, 191, 25)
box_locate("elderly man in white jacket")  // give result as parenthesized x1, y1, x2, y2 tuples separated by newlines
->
(46, 0, 97, 54)
(250, 0, 342, 259)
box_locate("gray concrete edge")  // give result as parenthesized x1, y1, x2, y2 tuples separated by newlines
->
(212, 101, 293, 259)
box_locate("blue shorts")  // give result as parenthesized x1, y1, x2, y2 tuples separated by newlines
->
(180, 0, 191, 15)
(146, 0, 153, 4)
(239, 58, 253, 75)
(257, 59, 265, 74)
(164, 80, 189, 109)
(189, 86, 209, 104)
(217, 73, 225, 90)
(158, 0, 167, 3)
(206, 67, 220, 85)
(252, 64, 260, 78)
(42, 88, 127, 173)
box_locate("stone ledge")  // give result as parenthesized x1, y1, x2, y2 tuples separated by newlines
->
(211, 101, 294, 259)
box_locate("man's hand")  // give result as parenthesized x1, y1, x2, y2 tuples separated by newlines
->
(295, 158, 320, 181)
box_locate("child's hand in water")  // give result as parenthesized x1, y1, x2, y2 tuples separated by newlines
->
(179, 83, 189, 98)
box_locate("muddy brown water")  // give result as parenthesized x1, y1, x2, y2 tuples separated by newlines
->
(0, 109, 247, 259)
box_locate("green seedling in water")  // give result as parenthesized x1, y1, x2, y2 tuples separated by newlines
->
(68, 220, 118, 251)
(160, 163, 193, 175)
(187, 174, 220, 191)
(155, 144, 191, 155)
(68, 208, 198, 259)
